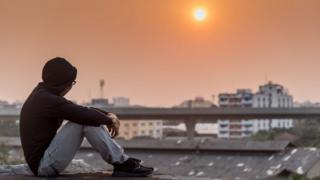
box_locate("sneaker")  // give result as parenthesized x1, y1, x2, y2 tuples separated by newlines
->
(112, 157, 154, 177)
(128, 157, 154, 171)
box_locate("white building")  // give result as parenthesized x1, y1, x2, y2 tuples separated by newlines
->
(217, 82, 294, 139)
(217, 89, 254, 138)
(252, 82, 293, 132)
(113, 97, 130, 107)
(253, 82, 293, 108)
(163, 123, 218, 136)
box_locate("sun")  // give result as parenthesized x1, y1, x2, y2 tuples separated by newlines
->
(193, 8, 207, 21)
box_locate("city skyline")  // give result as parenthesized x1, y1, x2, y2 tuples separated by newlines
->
(1, 0, 320, 107)
(1, 80, 318, 107)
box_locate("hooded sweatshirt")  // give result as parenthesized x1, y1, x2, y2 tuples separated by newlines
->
(20, 58, 113, 175)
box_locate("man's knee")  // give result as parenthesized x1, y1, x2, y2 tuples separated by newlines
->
(65, 121, 84, 129)
(83, 124, 105, 131)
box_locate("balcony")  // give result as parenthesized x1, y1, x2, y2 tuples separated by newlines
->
(218, 120, 229, 125)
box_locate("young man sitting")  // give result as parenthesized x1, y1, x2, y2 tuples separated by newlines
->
(20, 57, 153, 177)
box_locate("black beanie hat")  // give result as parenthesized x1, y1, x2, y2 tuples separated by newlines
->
(42, 57, 77, 86)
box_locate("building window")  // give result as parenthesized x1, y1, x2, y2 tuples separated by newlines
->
(265, 121, 268, 129)
(220, 130, 228, 134)
(149, 122, 153, 126)
(220, 124, 228, 128)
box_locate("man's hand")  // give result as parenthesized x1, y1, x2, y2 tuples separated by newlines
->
(106, 113, 120, 138)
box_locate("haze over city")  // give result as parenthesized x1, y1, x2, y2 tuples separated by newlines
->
(1, 0, 320, 107)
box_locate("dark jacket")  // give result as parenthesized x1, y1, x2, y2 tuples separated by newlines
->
(20, 82, 113, 175)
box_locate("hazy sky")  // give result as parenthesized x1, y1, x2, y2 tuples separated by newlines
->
(0, 0, 320, 107)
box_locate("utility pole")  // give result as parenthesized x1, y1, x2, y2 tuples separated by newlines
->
(99, 79, 105, 99)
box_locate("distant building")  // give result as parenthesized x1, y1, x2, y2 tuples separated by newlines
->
(109, 97, 163, 140)
(217, 89, 254, 138)
(253, 82, 293, 108)
(177, 96, 215, 108)
(112, 97, 130, 107)
(294, 101, 320, 107)
(0, 100, 21, 115)
(219, 89, 253, 108)
(89, 98, 111, 109)
(119, 120, 163, 140)
(11, 101, 23, 109)
(0, 100, 10, 107)
(217, 82, 294, 139)
(162, 123, 218, 138)
(252, 82, 293, 132)
(195, 123, 218, 135)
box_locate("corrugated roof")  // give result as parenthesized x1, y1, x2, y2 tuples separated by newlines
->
(1, 142, 320, 179)
(0, 137, 294, 152)
(198, 139, 295, 152)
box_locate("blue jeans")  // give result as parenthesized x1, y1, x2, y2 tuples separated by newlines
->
(37, 122, 128, 176)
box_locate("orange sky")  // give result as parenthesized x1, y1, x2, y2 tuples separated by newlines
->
(0, 0, 320, 107)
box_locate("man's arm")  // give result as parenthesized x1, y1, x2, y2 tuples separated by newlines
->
(90, 107, 110, 115)
(54, 97, 114, 126)
(89, 107, 120, 138)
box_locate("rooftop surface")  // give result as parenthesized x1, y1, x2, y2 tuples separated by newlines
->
(1, 138, 320, 179)
(0, 137, 294, 152)
(0, 174, 171, 180)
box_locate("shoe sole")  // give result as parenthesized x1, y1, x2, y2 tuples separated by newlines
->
(112, 170, 153, 177)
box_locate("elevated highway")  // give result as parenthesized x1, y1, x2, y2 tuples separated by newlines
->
(1, 107, 320, 139)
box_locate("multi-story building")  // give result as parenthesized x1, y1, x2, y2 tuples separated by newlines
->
(219, 89, 253, 108)
(118, 120, 163, 140)
(90, 98, 111, 109)
(253, 82, 293, 108)
(252, 82, 293, 132)
(109, 97, 163, 140)
(177, 96, 215, 108)
(113, 97, 130, 107)
(217, 89, 254, 138)
(217, 82, 294, 138)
